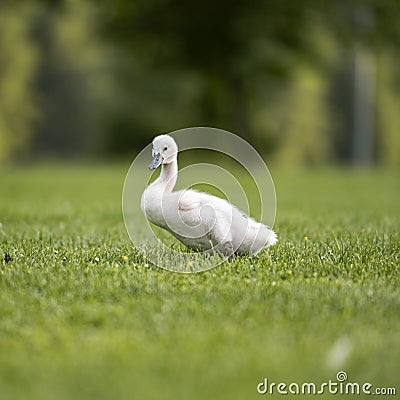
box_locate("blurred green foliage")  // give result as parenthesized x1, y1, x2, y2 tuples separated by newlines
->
(0, 3, 38, 162)
(0, 0, 399, 165)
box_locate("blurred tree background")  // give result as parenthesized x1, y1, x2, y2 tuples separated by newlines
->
(0, 0, 399, 166)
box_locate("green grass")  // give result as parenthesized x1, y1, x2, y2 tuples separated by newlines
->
(0, 164, 399, 399)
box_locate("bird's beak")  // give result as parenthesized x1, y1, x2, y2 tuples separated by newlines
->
(148, 153, 162, 170)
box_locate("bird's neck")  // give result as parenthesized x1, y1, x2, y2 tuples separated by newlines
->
(152, 159, 178, 193)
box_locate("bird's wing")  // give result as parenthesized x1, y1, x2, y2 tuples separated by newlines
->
(177, 189, 203, 211)
(176, 190, 221, 232)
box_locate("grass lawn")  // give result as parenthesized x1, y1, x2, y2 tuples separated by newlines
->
(0, 163, 399, 399)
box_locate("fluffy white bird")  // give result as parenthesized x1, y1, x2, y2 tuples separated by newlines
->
(141, 135, 277, 259)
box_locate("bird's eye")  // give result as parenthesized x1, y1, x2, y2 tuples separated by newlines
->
(163, 146, 168, 151)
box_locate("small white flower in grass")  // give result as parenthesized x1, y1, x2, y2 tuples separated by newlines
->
(94, 257, 99, 262)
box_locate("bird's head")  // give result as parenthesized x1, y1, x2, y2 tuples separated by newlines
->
(148, 134, 178, 170)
